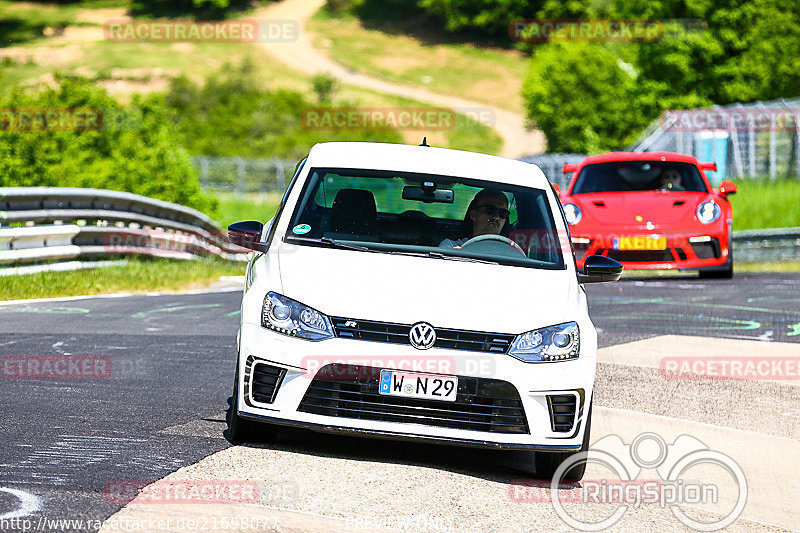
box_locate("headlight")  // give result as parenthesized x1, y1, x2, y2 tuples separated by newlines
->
(261, 292, 334, 341)
(563, 204, 582, 225)
(696, 201, 721, 224)
(508, 322, 579, 363)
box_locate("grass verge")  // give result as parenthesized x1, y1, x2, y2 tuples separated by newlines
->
(617, 260, 800, 279)
(214, 192, 282, 228)
(729, 180, 800, 230)
(0, 257, 245, 301)
(308, 7, 529, 114)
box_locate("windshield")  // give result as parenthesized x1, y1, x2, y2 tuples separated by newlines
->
(572, 161, 708, 194)
(285, 168, 566, 270)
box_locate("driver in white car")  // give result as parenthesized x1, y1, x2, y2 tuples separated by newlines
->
(439, 188, 509, 248)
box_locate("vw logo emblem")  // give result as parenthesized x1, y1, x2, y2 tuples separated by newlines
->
(409, 322, 436, 350)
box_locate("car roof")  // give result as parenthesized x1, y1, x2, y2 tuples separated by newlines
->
(305, 142, 549, 189)
(578, 151, 702, 166)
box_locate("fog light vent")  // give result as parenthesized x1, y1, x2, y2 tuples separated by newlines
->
(547, 394, 577, 432)
(244, 356, 286, 405)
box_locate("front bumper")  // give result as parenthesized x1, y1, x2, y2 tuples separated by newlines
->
(572, 230, 730, 270)
(236, 322, 595, 450)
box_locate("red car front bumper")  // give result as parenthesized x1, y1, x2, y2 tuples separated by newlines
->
(572, 229, 731, 271)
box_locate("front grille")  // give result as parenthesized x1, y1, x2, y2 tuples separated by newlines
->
(547, 394, 577, 432)
(690, 238, 721, 259)
(298, 364, 529, 434)
(601, 249, 675, 262)
(330, 317, 515, 353)
(245, 356, 286, 405)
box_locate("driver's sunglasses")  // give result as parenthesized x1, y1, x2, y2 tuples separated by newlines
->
(476, 204, 510, 219)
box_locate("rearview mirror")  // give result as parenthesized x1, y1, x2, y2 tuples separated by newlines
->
(402, 186, 454, 203)
(719, 180, 737, 196)
(577, 255, 623, 283)
(228, 220, 265, 252)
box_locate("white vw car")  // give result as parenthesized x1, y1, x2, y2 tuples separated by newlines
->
(227, 142, 622, 479)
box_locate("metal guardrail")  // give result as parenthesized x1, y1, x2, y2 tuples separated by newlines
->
(0, 187, 797, 269)
(732, 227, 800, 262)
(0, 187, 249, 267)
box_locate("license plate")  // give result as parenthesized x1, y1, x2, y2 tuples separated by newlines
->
(613, 236, 667, 251)
(378, 370, 457, 402)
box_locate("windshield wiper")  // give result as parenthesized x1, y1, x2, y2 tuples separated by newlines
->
(288, 236, 371, 252)
(290, 237, 498, 264)
(319, 237, 372, 252)
(424, 251, 498, 265)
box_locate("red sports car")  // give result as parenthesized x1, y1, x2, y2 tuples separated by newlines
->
(558, 151, 737, 278)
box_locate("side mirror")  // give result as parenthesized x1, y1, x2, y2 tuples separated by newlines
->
(699, 162, 717, 172)
(719, 180, 737, 196)
(228, 220, 265, 252)
(577, 254, 623, 283)
(562, 164, 578, 174)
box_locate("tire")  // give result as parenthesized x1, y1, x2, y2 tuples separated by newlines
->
(227, 363, 278, 444)
(699, 248, 733, 279)
(534, 403, 592, 482)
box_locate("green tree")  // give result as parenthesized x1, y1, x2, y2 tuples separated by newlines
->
(130, 0, 253, 19)
(161, 60, 403, 160)
(522, 42, 647, 152)
(0, 77, 216, 215)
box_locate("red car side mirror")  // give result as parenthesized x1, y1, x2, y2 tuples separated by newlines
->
(562, 164, 578, 174)
(719, 180, 737, 196)
(700, 162, 717, 171)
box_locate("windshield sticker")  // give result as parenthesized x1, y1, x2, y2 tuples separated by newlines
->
(292, 224, 311, 235)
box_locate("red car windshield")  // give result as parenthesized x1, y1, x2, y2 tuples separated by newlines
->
(572, 161, 708, 194)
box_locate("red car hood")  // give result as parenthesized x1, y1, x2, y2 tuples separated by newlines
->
(570, 192, 709, 227)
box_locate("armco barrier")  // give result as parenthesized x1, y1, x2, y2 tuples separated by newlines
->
(732, 227, 800, 263)
(0, 187, 797, 268)
(0, 187, 250, 267)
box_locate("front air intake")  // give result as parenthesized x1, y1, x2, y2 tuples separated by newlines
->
(547, 394, 577, 432)
(244, 356, 286, 405)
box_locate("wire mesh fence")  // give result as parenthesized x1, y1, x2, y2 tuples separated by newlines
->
(630, 97, 800, 184)
(517, 154, 587, 188)
(193, 156, 295, 193)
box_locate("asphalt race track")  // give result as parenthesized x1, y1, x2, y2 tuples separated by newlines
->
(0, 273, 798, 532)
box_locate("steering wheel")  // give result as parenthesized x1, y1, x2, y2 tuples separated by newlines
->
(460, 234, 526, 256)
(658, 184, 686, 191)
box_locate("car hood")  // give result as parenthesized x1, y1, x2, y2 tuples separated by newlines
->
(572, 192, 708, 226)
(276, 243, 577, 334)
